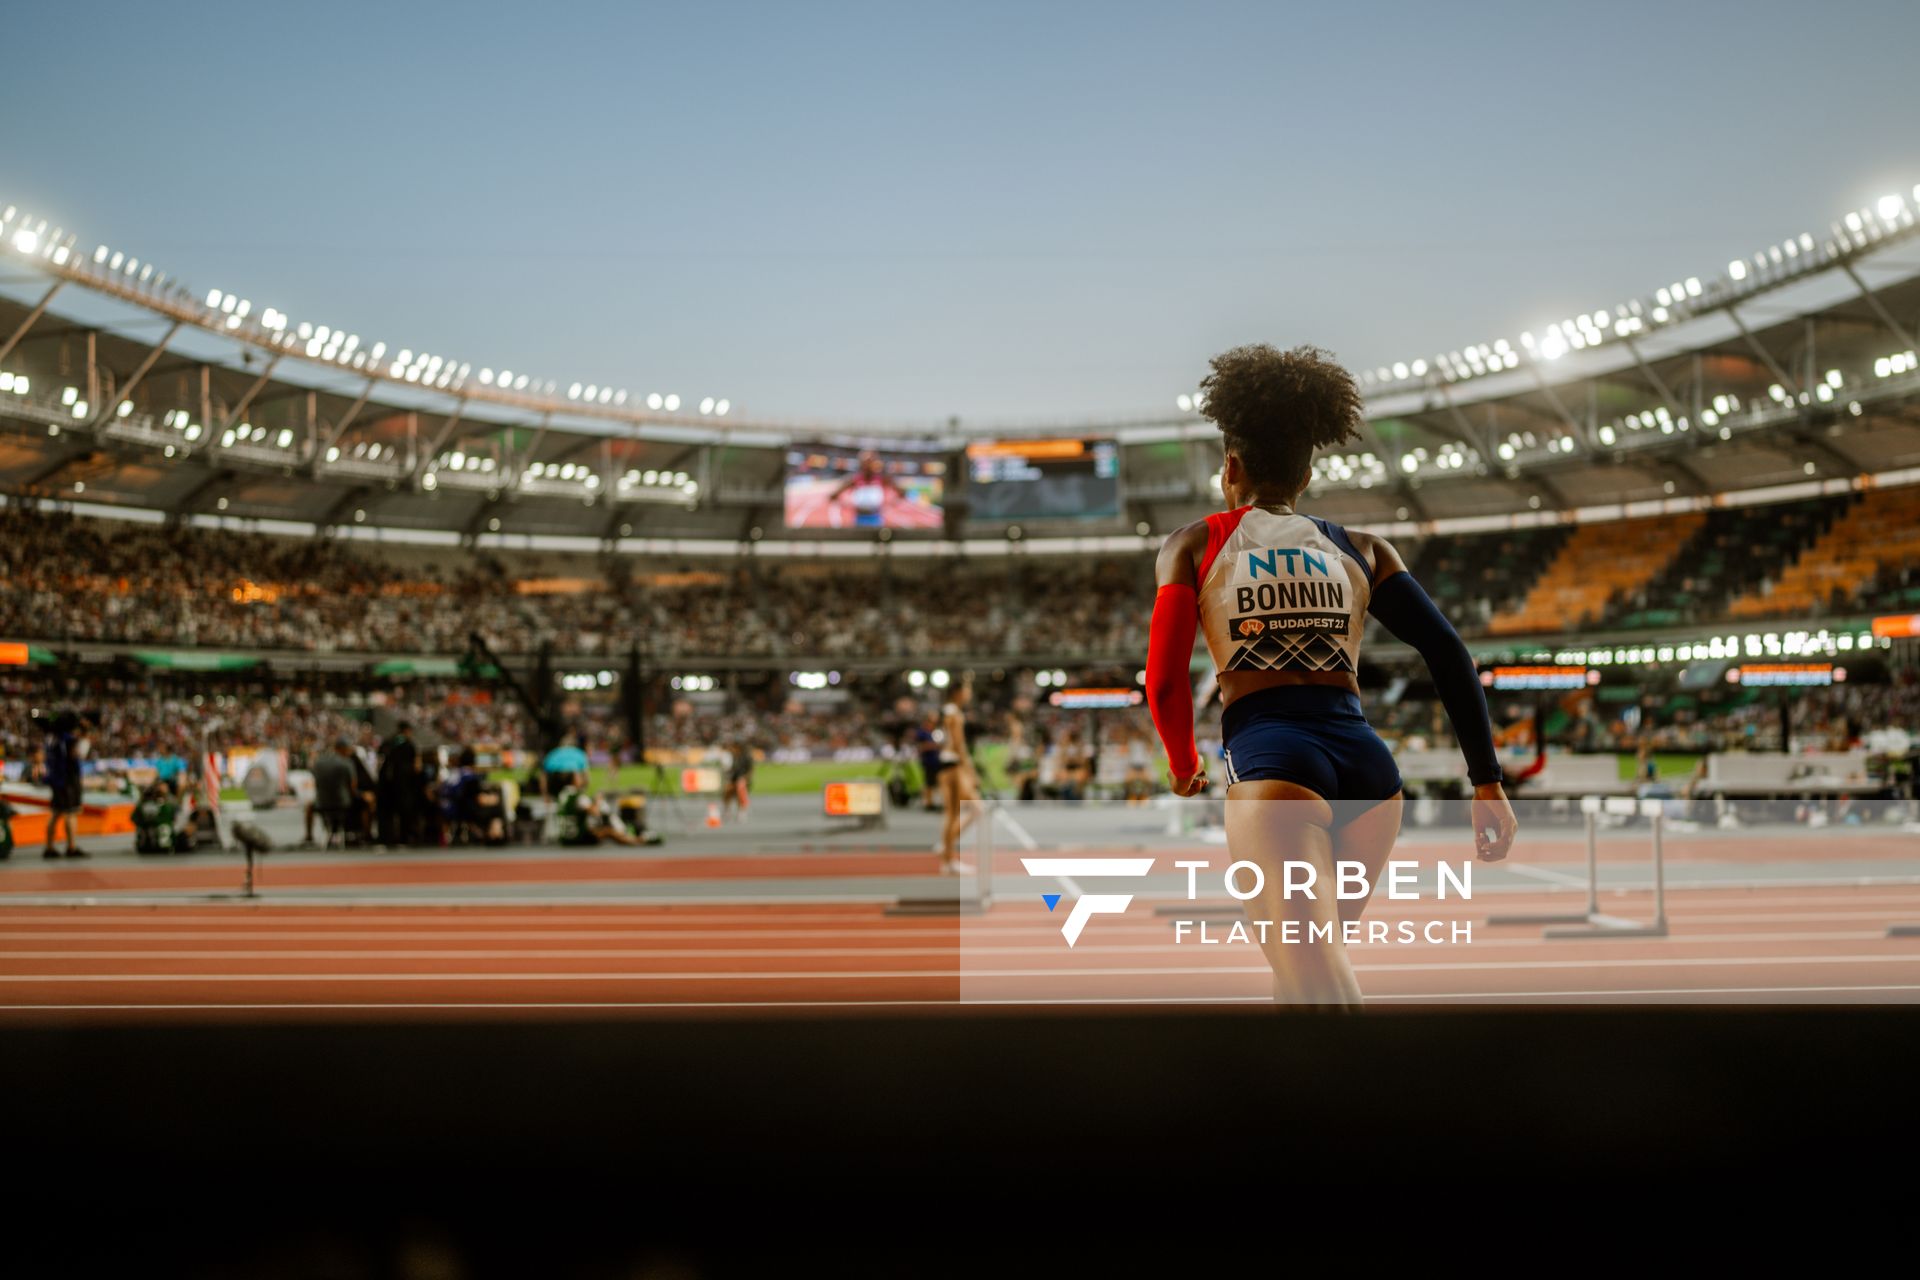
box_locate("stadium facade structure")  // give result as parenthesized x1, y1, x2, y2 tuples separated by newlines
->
(2, 189, 1918, 676)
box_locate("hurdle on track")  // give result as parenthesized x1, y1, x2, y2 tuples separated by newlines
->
(886, 795, 996, 916)
(1489, 796, 1668, 939)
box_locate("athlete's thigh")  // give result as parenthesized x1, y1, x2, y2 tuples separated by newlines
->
(1331, 791, 1404, 924)
(1224, 778, 1338, 923)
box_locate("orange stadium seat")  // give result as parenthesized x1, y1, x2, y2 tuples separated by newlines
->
(1728, 486, 1920, 619)
(1487, 512, 1705, 637)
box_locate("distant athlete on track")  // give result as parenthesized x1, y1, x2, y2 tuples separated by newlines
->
(1145, 344, 1518, 1007)
(936, 678, 981, 874)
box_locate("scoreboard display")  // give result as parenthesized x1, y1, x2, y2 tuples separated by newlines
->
(823, 780, 886, 817)
(964, 438, 1119, 521)
(1047, 687, 1144, 710)
(1730, 663, 1843, 687)
(1482, 665, 1600, 691)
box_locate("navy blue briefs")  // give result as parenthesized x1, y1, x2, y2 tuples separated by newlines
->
(1218, 685, 1404, 809)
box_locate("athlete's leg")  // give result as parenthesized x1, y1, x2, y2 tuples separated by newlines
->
(1331, 792, 1405, 926)
(1224, 778, 1361, 1008)
(939, 767, 963, 862)
(940, 767, 981, 866)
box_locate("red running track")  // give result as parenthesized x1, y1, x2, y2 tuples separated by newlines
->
(3, 879, 1919, 1021)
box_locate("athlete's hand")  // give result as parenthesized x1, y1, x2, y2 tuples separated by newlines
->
(1169, 767, 1210, 798)
(1472, 783, 1518, 861)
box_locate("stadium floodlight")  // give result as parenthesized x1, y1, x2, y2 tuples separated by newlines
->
(646, 393, 663, 410)
(1879, 194, 1905, 221)
(664, 394, 681, 411)
(715, 399, 729, 416)
(699, 397, 714, 414)
(1176, 393, 1193, 412)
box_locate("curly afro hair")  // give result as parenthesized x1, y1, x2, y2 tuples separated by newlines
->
(1197, 343, 1364, 495)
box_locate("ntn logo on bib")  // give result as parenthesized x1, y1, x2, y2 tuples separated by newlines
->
(1224, 544, 1355, 673)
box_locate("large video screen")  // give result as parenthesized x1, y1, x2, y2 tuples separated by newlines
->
(965, 438, 1119, 521)
(784, 442, 946, 531)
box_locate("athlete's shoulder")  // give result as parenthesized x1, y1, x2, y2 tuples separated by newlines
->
(1333, 525, 1408, 585)
(1155, 518, 1208, 585)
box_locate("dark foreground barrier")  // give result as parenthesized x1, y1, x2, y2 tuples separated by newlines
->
(7, 1008, 1916, 1271)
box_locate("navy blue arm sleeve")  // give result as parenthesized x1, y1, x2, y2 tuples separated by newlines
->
(1368, 572, 1503, 786)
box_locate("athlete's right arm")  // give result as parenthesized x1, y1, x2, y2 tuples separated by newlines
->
(1147, 522, 1209, 797)
(1354, 532, 1517, 861)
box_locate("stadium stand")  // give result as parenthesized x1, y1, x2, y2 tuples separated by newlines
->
(1610, 494, 1851, 628)
(1489, 512, 1704, 636)
(1728, 486, 1920, 620)
(1401, 525, 1573, 632)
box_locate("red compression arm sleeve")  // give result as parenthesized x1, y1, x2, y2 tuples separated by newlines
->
(1146, 583, 1200, 779)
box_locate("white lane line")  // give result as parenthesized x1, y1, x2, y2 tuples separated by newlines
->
(0, 1000, 964, 1012)
(5, 952, 1920, 982)
(0, 930, 1897, 959)
(991, 806, 1040, 851)
(1501, 862, 1592, 888)
(1366, 984, 1920, 1001)
(6, 985, 1920, 1012)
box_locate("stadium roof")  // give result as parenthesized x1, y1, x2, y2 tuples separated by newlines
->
(2, 187, 1918, 549)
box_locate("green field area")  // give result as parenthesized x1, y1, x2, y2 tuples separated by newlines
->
(490, 746, 1702, 796)
(217, 747, 1697, 805)
(486, 743, 1017, 797)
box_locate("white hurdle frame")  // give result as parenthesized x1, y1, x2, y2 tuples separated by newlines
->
(886, 792, 995, 917)
(1490, 796, 1668, 939)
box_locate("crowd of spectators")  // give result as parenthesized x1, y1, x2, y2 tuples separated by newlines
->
(0, 680, 527, 769)
(0, 507, 1151, 659)
(8, 499, 1919, 665)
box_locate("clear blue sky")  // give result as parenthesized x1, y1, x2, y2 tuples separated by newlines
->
(4, 0, 1918, 424)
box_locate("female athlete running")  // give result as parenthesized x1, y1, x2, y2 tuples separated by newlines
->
(1145, 344, 1518, 1007)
